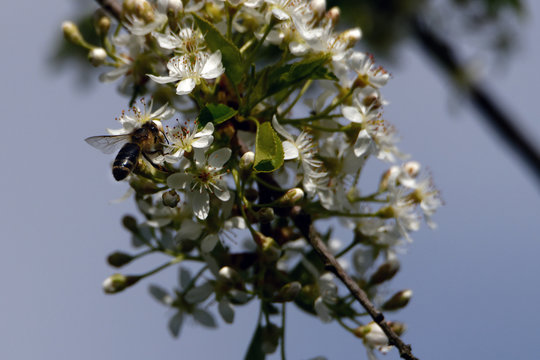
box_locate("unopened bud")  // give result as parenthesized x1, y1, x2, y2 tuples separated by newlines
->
(257, 207, 275, 224)
(354, 322, 388, 348)
(277, 188, 304, 206)
(122, 215, 138, 232)
(88, 47, 107, 66)
(389, 321, 406, 336)
(107, 251, 134, 268)
(368, 259, 400, 285)
(102, 273, 141, 294)
(94, 10, 111, 36)
(382, 289, 412, 311)
(240, 151, 254, 178)
(218, 266, 242, 285)
(262, 323, 280, 354)
(253, 232, 280, 260)
(158, 0, 183, 13)
(274, 281, 302, 302)
(162, 189, 180, 207)
(62, 21, 86, 47)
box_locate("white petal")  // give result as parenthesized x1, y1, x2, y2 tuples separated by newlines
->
(342, 106, 363, 123)
(167, 173, 191, 189)
(282, 141, 299, 160)
(213, 180, 230, 202)
(218, 298, 235, 324)
(168, 312, 184, 338)
(192, 191, 210, 220)
(175, 219, 203, 241)
(208, 148, 232, 169)
(354, 129, 373, 157)
(196, 122, 215, 137)
(201, 234, 219, 253)
(314, 297, 333, 323)
(147, 74, 179, 84)
(201, 51, 224, 79)
(194, 148, 206, 166)
(192, 135, 213, 148)
(176, 78, 196, 95)
(271, 116, 294, 141)
(185, 282, 214, 303)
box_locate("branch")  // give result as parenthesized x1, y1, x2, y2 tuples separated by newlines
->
(410, 16, 540, 187)
(293, 211, 418, 360)
(96, 0, 122, 20)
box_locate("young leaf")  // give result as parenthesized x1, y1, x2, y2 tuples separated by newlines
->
(244, 325, 266, 360)
(253, 122, 284, 173)
(193, 14, 244, 85)
(198, 103, 238, 127)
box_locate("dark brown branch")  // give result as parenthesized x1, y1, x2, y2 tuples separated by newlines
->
(293, 211, 418, 360)
(96, 0, 122, 20)
(410, 16, 540, 187)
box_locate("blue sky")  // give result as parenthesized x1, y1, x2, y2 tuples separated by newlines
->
(1, 1, 539, 359)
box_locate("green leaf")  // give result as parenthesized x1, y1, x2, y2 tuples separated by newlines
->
(246, 55, 337, 110)
(244, 325, 266, 360)
(193, 14, 244, 85)
(197, 103, 237, 127)
(253, 122, 284, 173)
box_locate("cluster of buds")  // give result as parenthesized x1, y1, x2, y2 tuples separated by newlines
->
(65, 0, 441, 358)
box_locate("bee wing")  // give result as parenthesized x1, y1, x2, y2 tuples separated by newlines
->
(85, 134, 130, 154)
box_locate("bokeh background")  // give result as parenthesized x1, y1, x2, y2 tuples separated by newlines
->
(1, 0, 539, 359)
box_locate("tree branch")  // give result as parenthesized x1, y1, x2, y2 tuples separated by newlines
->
(293, 211, 419, 360)
(96, 0, 122, 20)
(410, 16, 540, 187)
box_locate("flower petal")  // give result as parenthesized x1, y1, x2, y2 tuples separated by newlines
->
(208, 148, 232, 169)
(147, 74, 179, 84)
(192, 190, 210, 220)
(213, 180, 230, 202)
(342, 106, 363, 123)
(167, 173, 191, 189)
(176, 78, 196, 95)
(354, 129, 373, 157)
(201, 234, 219, 253)
(282, 141, 299, 160)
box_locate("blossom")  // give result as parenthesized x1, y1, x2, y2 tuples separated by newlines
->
(148, 51, 225, 95)
(167, 147, 232, 220)
(107, 98, 175, 135)
(162, 121, 215, 163)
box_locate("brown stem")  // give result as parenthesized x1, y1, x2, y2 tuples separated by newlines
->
(96, 0, 122, 20)
(293, 211, 419, 360)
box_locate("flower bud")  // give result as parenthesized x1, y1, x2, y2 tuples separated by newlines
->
(341, 28, 362, 49)
(107, 251, 134, 268)
(257, 207, 275, 224)
(354, 322, 389, 349)
(240, 151, 254, 178)
(277, 188, 304, 207)
(162, 189, 180, 207)
(273, 281, 302, 302)
(382, 289, 412, 311)
(389, 321, 406, 336)
(218, 266, 242, 285)
(88, 48, 107, 66)
(253, 232, 280, 261)
(310, 0, 326, 18)
(94, 10, 111, 36)
(102, 273, 141, 294)
(122, 215, 138, 232)
(158, 0, 183, 14)
(368, 259, 400, 286)
(62, 21, 86, 47)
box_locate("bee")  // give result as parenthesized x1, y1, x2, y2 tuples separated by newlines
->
(85, 121, 166, 181)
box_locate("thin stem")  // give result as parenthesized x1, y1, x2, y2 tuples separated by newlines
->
(281, 80, 313, 117)
(292, 212, 418, 360)
(140, 254, 185, 279)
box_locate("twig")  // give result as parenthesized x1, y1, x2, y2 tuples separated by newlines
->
(410, 16, 540, 186)
(96, 0, 122, 20)
(293, 211, 419, 360)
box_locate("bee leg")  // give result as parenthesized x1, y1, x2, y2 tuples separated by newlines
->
(142, 152, 167, 172)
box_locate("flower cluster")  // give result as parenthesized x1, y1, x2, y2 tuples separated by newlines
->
(66, 0, 441, 358)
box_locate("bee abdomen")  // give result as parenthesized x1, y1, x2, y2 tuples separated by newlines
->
(113, 143, 141, 181)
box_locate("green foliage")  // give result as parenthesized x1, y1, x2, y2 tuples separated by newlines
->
(193, 14, 244, 85)
(197, 103, 238, 127)
(253, 122, 284, 173)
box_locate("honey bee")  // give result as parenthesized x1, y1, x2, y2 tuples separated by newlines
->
(85, 121, 166, 181)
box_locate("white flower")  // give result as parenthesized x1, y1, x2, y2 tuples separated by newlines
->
(107, 98, 175, 135)
(153, 26, 206, 55)
(167, 147, 232, 220)
(148, 51, 225, 95)
(162, 122, 215, 163)
(348, 52, 390, 88)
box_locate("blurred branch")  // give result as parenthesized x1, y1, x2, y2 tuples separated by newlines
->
(96, 0, 121, 20)
(293, 211, 418, 360)
(410, 16, 540, 185)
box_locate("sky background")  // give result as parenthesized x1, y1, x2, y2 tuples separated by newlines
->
(1, 1, 539, 359)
